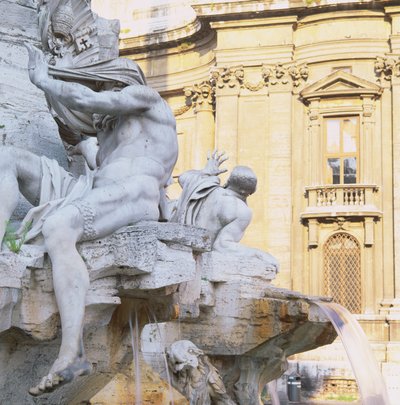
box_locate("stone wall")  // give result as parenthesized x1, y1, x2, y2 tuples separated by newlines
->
(0, 0, 68, 220)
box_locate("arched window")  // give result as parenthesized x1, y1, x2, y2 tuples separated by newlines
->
(323, 233, 361, 313)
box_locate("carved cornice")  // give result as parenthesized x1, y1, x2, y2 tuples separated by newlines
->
(375, 56, 400, 82)
(209, 63, 308, 92)
(184, 81, 215, 111)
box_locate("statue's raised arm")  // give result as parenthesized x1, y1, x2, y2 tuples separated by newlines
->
(26, 44, 163, 116)
(172, 151, 279, 272)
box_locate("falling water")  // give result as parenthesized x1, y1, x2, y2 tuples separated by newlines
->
(129, 309, 142, 405)
(147, 306, 175, 405)
(315, 302, 390, 405)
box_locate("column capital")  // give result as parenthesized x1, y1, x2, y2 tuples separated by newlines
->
(375, 55, 400, 84)
(263, 63, 309, 92)
(210, 66, 244, 90)
(184, 81, 215, 113)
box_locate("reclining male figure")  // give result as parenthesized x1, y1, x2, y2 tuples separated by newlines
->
(0, 44, 178, 395)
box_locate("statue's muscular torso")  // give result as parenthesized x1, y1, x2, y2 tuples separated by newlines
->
(94, 98, 178, 188)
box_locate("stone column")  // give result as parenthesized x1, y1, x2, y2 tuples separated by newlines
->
(380, 82, 395, 304)
(184, 82, 215, 169)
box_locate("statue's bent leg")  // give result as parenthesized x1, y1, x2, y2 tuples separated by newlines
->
(29, 204, 90, 396)
(0, 146, 42, 246)
(29, 175, 160, 395)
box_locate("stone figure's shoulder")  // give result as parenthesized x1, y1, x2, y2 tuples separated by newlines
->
(213, 190, 251, 223)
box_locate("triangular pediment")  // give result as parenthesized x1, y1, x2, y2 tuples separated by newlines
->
(301, 70, 382, 101)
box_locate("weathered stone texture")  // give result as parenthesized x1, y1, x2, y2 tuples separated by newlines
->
(0, 0, 68, 220)
(0, 222, 210, 404)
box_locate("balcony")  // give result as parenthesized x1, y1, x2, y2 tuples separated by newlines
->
(301, 184, 381, 220)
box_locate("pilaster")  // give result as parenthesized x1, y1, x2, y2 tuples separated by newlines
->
(210, 66, 243, 170)
(184, 81, 215, 169)
(375, 54, 400, 313)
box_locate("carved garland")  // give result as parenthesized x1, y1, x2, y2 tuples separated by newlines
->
(173, 105, 191, 117)
(210, 63, 309, 90)
(174, 63, 308, 115)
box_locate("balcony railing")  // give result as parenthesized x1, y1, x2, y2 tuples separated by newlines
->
(301, 184, 381, 219)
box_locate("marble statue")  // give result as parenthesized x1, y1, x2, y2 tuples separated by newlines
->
(171, 151, 279, 271)
(166, 340, 237, 405)
(0, 0, 178, 394)
(0, 2, 342, 404)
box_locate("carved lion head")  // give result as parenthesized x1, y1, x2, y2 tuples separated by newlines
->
(166, 340, 204, 373)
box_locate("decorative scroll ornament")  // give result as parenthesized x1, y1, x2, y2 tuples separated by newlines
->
(184, 81, 215, 110)
(374, 56, 400, 82)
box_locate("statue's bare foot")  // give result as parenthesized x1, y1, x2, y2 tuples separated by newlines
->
(28, 356, 92, 396)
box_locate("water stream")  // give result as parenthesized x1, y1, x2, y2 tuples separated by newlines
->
(148, 307, 175, 405)
(131, 306, 176, 404)
(315, 302, 390, 405)
(129, 310, 142, 405)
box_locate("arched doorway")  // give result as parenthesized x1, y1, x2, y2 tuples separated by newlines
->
(323, 233, 361, 313)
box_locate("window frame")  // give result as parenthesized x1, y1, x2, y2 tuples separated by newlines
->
(323, 115, 360, 185)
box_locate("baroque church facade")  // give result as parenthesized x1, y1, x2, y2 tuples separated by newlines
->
(95, 0, 400, 400)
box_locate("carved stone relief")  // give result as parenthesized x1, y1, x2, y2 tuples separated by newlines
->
(375, 56, 400, 82)
(184, 81, 215, 111)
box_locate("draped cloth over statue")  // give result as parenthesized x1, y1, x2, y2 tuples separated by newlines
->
(18, 157, 95, 243)
(46, 58, 147, 142)
(171, 171, 220, 226)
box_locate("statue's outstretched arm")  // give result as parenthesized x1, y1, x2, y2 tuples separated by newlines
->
(26, 44, 160, 115)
